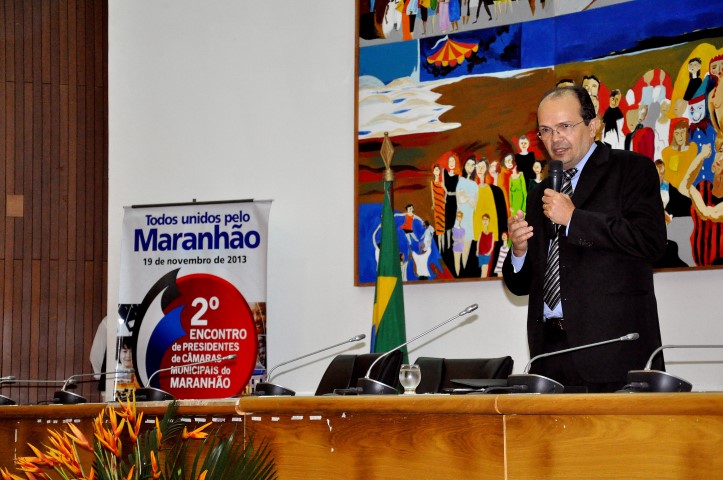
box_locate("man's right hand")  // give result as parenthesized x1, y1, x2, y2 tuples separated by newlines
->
(507, 210, 533, 257)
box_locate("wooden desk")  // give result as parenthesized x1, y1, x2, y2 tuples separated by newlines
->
(1, 394, 721, 478)
(0, 401, 242, 469)
(236, 393, 723, 480)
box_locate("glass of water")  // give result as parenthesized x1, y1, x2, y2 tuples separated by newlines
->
(399, 364, 421, 394)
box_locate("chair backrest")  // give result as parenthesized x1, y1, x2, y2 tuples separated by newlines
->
(413, 356, 514, 394)
(315, 351, 404, 395)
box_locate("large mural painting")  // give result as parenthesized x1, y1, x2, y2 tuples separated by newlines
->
(355, 0, 723, 285)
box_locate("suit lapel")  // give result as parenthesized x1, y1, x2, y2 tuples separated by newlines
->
(571, 142, 610, 206)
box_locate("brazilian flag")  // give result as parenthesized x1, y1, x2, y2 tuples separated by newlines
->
(371, 181, 407, 362)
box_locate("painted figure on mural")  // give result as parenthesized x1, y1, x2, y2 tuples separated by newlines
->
(515, 134, 537, 183)
(456, 156, 479, 270)
(681, 142, 723, 266)
(602, 89, 625, 149)
(430, 163, 447, 250)
(443, 153, 460, 251)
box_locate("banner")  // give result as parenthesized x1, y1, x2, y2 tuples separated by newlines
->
(115, 199, 271, 400)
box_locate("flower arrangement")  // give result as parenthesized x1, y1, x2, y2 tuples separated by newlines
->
(1, 393, 276, 480)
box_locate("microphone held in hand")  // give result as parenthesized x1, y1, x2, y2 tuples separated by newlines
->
(507, 332, 640, 394)
(546, 160, 563, 237)
(356, 304, 479, 395)
(254, 333, 367, 396)
(548, 160, 563, 193)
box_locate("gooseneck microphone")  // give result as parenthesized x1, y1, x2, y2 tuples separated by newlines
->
(0, 376, 69, 406)
(135, 354, 238, 402)
(356, 304, 479, 395)
(507, 332, 640, 394)
(546, 160, 563, 237)
(255, 334, 367, 396)
(623, 344, 723, 393)
(53, 371, 127, 404)
(0, 376, 16, 406)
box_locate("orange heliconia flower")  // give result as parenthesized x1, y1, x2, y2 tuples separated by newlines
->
(94, 423, 120, 458)
(124, 465, 135, 480)
(182, 422, 212, 440)
(150, 451, 161, 480)
(1, 467, 25, 480)
(26, 444, 56, 467)
(128, 411, 144, 445)
(197, 471, 208, 480)
(117, 391, 137, 425)
(154, 417, 163, 445)
(67, 423, 92, 452)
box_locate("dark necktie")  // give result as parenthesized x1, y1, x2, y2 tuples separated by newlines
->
(543, 168, 577, 310)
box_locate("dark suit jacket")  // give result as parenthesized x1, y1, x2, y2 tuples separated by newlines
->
(502, 142, 667, 383)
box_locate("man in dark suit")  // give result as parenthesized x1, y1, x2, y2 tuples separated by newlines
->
(502, 86, 667, 392)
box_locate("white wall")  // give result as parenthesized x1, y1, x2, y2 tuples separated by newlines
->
(108, 0, 723, 395)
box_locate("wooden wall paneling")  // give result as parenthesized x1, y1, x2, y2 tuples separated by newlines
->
(59, 0, 68, 87)
(12, 13, 22, 260)
(22, 0, 32, 80)
(12, 259, 23, 385)
(82, 261, 93, 398)
(0, 0, 107, 405)
(30, 260, 40, 385)
(67, 0, 77, 262)
(0, 1, 6, 80)
(31, 2, 42, 260)
(0, 259, 5, 379)
(2, 259, 11, 381)
(1, 61, 6, 257)
(57, 259, 68, 383)
(3, 2, 13, 83)
(41, 0, 50, 84)
(50, 1, 60, 263)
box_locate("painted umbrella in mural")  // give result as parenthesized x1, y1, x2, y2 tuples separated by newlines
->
(426, 36, 479, 68)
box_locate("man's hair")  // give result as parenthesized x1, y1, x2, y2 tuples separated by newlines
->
(540, 86, 597, 124)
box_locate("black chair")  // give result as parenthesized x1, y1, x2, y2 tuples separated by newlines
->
(315, 351, 403, 395)
(414, 356, 514, 394)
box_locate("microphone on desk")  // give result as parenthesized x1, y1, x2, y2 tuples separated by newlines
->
(622, 344, 723, 393)
(546, 160, 563, 237)
(135, 353, 238, 402)
(0, 377, 70, 406)
(356, 304, 479, 395)
(0, 376, 17, 405)
(53, 371, 128, 404)
(254, 334, 367, 396)
(507, 332, 640, 394)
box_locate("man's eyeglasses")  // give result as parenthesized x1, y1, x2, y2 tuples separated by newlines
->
(537, 120, 585, 139)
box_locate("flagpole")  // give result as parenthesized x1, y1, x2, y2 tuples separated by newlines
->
(380, 132, 395, 208)
(371, 132, 408, 364)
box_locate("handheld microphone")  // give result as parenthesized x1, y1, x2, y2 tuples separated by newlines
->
(254, 334, 367, 396)
(507, 332, 639, 394)
(0, 377, 69, 406)
(356, 304, 479, 395)
(53, 371, 127, 404)
(135, 354, 238, 402)
(623, 344, 723, 393)
(546, 160, 563, 237)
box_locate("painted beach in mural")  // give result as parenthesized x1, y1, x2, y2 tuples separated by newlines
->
(355, 0, 723, 285)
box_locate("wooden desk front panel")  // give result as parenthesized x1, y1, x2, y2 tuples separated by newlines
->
(504, 413, 723, 480)
(246, 411, 504, 480)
